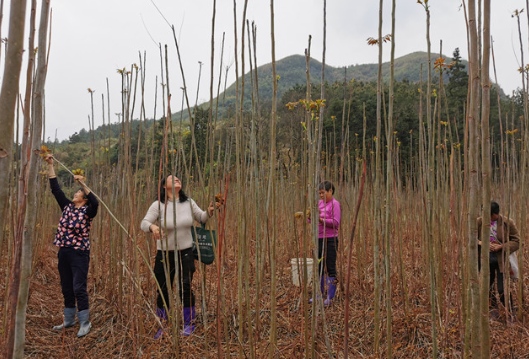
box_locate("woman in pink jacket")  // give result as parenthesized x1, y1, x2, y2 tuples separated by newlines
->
(312, 180, 341, 306)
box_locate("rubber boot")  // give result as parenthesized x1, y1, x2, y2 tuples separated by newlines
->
(76, 309, 92, 337)
(309, 275, 326, 304)
(489, 308, 500, 322)
(182, 306, 195, 336)
(154, 307, 167, 339)
(52, 307, 77, 330)
(323, 277, 337, 306)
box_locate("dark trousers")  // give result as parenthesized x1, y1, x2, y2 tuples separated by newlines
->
(490, 261, 510, 308)
(318, 237, 338, 278)
(154, 248, 195, 309)
(57, 247, 90, 311)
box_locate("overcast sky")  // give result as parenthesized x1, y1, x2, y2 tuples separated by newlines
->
(2, 0, 528, 141)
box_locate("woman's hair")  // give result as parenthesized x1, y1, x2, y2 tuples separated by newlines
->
(318, 180, 335, 194)
(158, 175, 188, 203)
(78, 188, 91, 205)
(491, 201, 500, 215)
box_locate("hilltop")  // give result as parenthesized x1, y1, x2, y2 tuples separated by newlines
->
(181, 51, 464, 120)
(67, 51, 467, 142)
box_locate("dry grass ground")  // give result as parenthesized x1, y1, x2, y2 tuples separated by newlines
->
(2, 222, 529, 358)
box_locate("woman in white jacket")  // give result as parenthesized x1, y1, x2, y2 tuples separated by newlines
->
(141, 175, 215, 338)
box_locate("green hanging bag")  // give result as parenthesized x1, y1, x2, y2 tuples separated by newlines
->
(192, 223, 217, 265)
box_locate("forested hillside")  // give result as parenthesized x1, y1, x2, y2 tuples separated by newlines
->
(222, 50, 462, 105)
(65, 49, 468, 143)
(49, 48, 520, 185)
(180, 50, 473, 120)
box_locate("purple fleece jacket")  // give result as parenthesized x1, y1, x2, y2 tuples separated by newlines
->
(318, 197, 341, 238)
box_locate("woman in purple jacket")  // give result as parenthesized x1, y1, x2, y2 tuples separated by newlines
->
(45, 154, 99, 337)
(312, 180, 341, 305)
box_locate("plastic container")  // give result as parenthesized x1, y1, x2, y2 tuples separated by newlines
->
(291, 258, 314, 287)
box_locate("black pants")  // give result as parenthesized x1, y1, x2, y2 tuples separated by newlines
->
(57, 247, 90, 311)
(490, 261, 508, 308)
(154, 248, 195, 309)
(479, 249, 512, 309)
(318, 237, 338, 278)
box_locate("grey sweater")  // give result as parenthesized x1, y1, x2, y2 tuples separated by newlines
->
(141, 198, 209, 251)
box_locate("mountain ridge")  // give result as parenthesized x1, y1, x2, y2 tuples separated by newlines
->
(68, 51, 469, 141)
(192, 51, 464, 119)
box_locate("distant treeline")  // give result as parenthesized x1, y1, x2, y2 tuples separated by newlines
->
(48, 48, 524, 183)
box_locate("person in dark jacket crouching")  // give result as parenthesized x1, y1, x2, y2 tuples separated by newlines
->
(477, 201, 520, 322)
(45, 154, 99, 337)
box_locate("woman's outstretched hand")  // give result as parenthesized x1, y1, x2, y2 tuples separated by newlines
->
(44, 154, 54, 165)
(208, 201, 218, 217)
(44, 154, 57, 178)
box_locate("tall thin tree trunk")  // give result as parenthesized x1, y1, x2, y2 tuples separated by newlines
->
(0, 0, 28, 249)
(491, 39, 504, 188)
(467, 0, 482, 357)
(14, 1, 50, 358)
(517, 0, 529, 321)
(304, 39, 315, 359)
(317, 3, 332, 356)
(268, 1, 278, 356)
(344, 162, 366, 359)
(479, 1, 491, 357)
(0, 0, 5, 65)
(373, 0, 383, 356)
(384, 1, 396, 357)
(423, 2, 439, 356)
(318, 0, 326, 177)
(0, 0, 30, 358)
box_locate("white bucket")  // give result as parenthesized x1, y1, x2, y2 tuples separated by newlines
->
(291, 258, 314, 287)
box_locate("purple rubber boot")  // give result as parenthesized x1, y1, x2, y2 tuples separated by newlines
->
(182, 307, 195, 336)
(154, 307, 167, 339)
(323, 277, 337, 306)
(309, 275, 326, 304)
